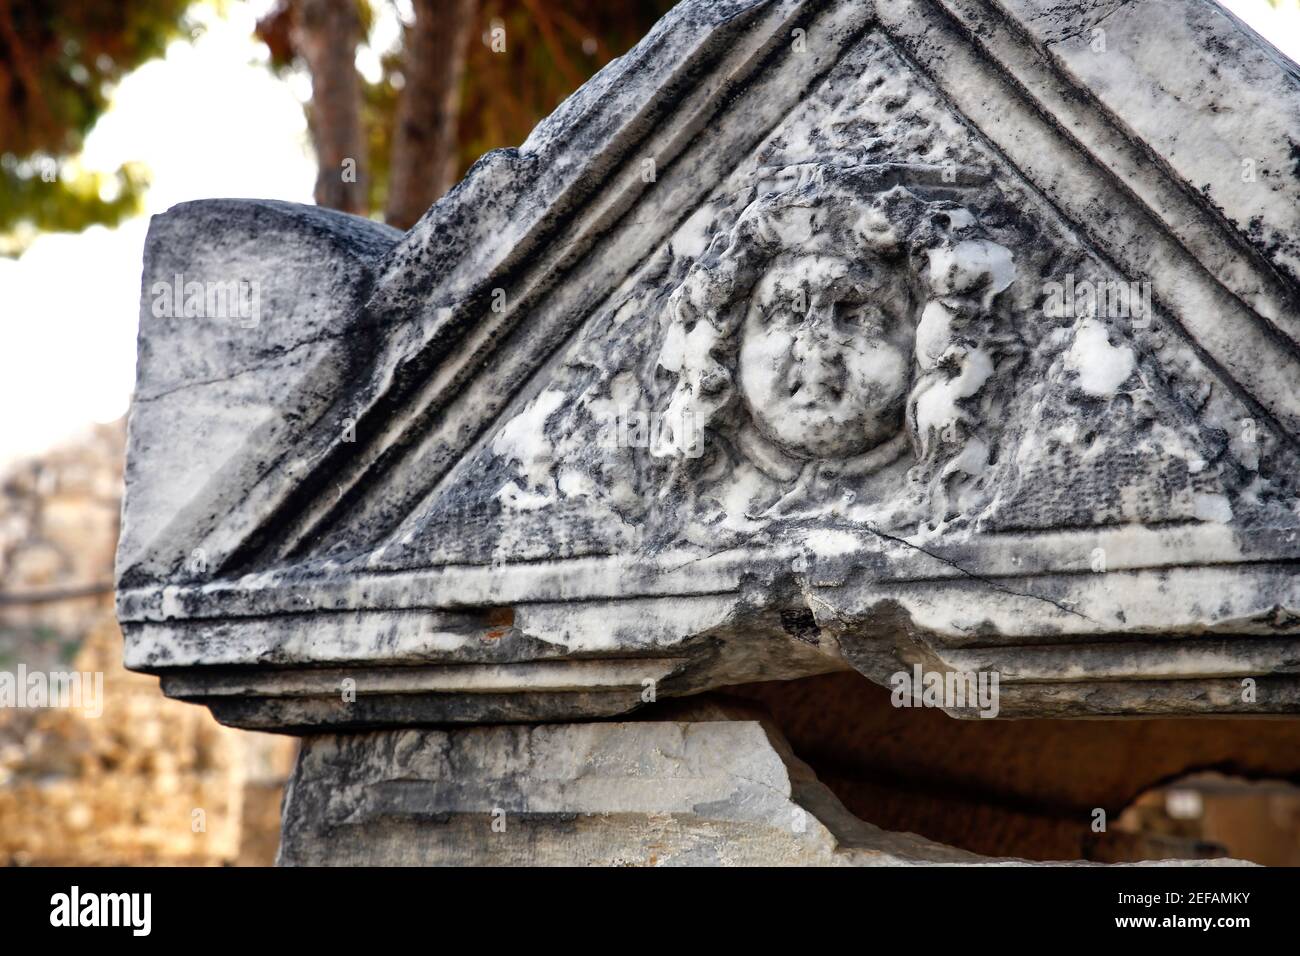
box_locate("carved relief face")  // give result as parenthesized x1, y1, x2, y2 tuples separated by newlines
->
(737, 253, 914, 459)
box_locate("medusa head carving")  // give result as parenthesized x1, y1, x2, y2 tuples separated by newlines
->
(652, 163, 1022, 526)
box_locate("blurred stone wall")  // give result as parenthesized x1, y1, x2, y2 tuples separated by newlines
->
(0, 421, 296, 865)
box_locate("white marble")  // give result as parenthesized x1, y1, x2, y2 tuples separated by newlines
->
(118, 0, 1300, 732)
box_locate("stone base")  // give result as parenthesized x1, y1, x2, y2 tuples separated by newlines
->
(276, 719, 991, 866)
(277, 717, 1254, 867)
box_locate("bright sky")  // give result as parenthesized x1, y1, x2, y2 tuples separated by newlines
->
(0, 0, 1295, 465)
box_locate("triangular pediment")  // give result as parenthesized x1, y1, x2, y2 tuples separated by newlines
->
(117, 0, 1300, 730)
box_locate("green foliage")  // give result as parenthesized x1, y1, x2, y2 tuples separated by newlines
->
(1, 0, 676, 247)
(0, 154, 149, 256)
(0, 0, 200, 255)
(361, 48, 399, 216)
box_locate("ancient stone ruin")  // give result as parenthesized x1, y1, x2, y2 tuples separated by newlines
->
(118, 0, 1300, 864)
(0, 423, 295, 866)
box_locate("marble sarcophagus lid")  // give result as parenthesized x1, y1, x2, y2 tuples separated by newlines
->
(118, 0, 1300, 733)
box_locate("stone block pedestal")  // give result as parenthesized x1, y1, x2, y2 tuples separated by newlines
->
(277, 719, 990, 866)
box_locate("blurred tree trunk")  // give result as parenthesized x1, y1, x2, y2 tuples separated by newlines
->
(384, 0, 478, 229)
(292, 0, 368, 214)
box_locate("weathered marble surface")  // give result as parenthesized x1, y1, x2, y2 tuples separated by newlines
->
(278, 720, 988, 866)
(277, 714, 1256, 867)
(119, 0, 1300, 732)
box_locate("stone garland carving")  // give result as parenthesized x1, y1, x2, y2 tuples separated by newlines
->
(649, 163, 1024, 535)
(474, 154, 1249, 564)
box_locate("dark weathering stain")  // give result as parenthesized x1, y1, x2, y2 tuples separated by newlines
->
(780, 608, 822, 645)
